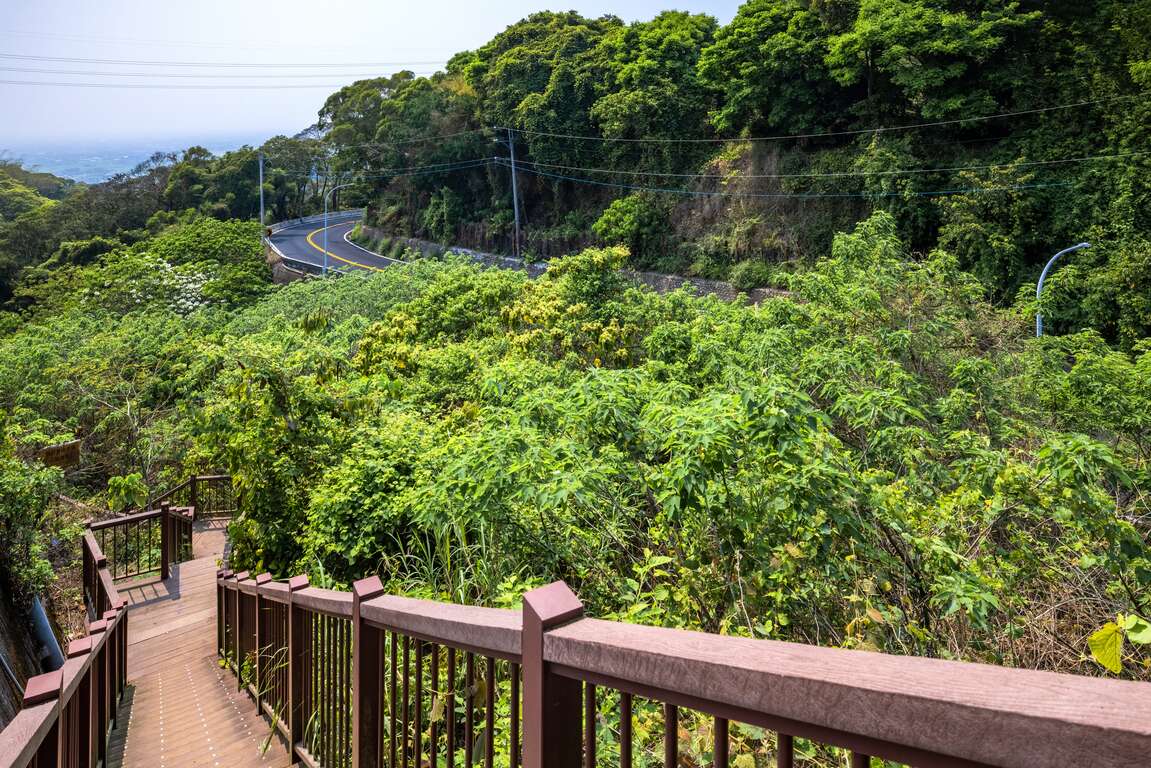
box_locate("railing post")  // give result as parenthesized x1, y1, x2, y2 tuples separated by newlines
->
(190, 475, 200, 519)
(66, 637, 95, 767)
(159, 502, 171, 580)
(234, 571, 249, 690)
(254, 572, 272, 714)
(522, 581, 585, 768)
(87, 617, 109, 766)
(23, 670, 62, 767)
(352, 576, 387, 768)
(287, 574, 310, 756)
(218, 569, 230, 658)
(102, 609, 120, 730)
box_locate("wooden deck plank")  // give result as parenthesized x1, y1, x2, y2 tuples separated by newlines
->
(106, 520, 293, 768)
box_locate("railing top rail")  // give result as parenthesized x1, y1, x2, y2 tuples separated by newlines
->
(545, 616, 1151, 768)
(89, 507, 162, 530)
(361, 594, 522, 661)
(82, 531, 106, 564)
(153, 477, 191, 498)
(0, 701, 56, 768)
(290, 585, 353, 618)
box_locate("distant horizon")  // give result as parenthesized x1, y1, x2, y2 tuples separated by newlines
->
(1, 1, 740, 147)
(2, 133, 273, 183)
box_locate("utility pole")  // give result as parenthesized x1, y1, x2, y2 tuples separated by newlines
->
(1036, 242, 1090, 337)
(257, 151, 265, 226)
(507, 127, 522, 259)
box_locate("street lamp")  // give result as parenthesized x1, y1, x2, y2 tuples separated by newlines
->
(1036, 242, 1090, 337)
(322, 182, 355, 276)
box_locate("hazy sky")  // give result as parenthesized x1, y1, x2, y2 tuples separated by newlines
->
(1, 0, 741, 147)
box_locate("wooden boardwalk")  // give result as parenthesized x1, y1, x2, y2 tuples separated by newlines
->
(106, 520, 292, 768)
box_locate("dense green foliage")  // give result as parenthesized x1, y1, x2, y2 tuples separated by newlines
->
(192, 215, 1149, 678)
(313, 0, 1149, 345)
(9, 200, 1145, 678)
(0, 4, 1148, 707)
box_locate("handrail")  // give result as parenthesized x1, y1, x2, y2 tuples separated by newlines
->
(1, 534, 129, 768)
(361, 595, 521, 661)
(217, 574, 1151, 768)
(88, 506, 162, 530)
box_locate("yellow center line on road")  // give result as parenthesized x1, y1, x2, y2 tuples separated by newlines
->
(304, 222, 386, 272)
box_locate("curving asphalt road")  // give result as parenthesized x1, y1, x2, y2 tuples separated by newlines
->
(268, 213, 402, 273)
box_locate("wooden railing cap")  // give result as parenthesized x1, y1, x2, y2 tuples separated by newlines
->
(255, 572, 273, 585)
(102, 609, 118, 621)
(352, 575, 385, 601)
(234, 570, 250, 582)
(288, 574, 309, 591)
(523, 580, 584, 628)
(22, 671, 62, 706)
(66, 637, 92, 658)
(87, 619, 107, 634)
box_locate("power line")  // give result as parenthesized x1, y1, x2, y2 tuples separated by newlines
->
(512, 150, 1151, 181)
(499, 92, 1148, 145)
(310, 159, 496, 182)
(4, 29, 438, 55)
(499, 159, 1077, 200)
(0, 52, 446, 68)
(0, 79, 356, 90)
(287, 157, 497, 179)
(331, 128, 496, 150)
(0, 66, 439, 79)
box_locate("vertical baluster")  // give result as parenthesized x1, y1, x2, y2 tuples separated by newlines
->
(851, 752, 870, 768)
(336, 616, 344, 767)
(485, 657, 495, 768)
(466, 652, 475, 767)
(402, 636, 411, 768)
(619, 692, 632, 768)
(345, 617, 352, 768)
(328, 615, 336, 768)
(390, 632, 398, 768)
(321, 614, 328, 763)
(415, 640, 424, 764)
(446, 647, 456, 768)
(777, 733, 794, 768)
(584, 683, 596, 768)
(339, 617, 346, 767)
(510, 663, 520, 768)
(310, 612, 318, 760)
(664, 704, 678, 768)
(714, 718, 728, 767)
(430, 644, 440, 766)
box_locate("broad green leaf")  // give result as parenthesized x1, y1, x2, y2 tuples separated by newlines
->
(1123, 614, 1151, 645)
(1088, 622, 1124, 673)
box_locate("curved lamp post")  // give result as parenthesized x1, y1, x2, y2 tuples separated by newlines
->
(1036, 242, 1090, 337)
(322, 182, 355, 276)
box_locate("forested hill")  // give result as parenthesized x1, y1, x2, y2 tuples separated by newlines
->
(310, 1, 1150, 344)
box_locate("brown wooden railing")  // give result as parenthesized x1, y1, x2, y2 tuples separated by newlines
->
(0, 473, 233, 768)
(0, 534, 128, 768)
(153, 474, 235, 519)
(218, 575, 1151, 768)
(88, 503, 193, 584)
